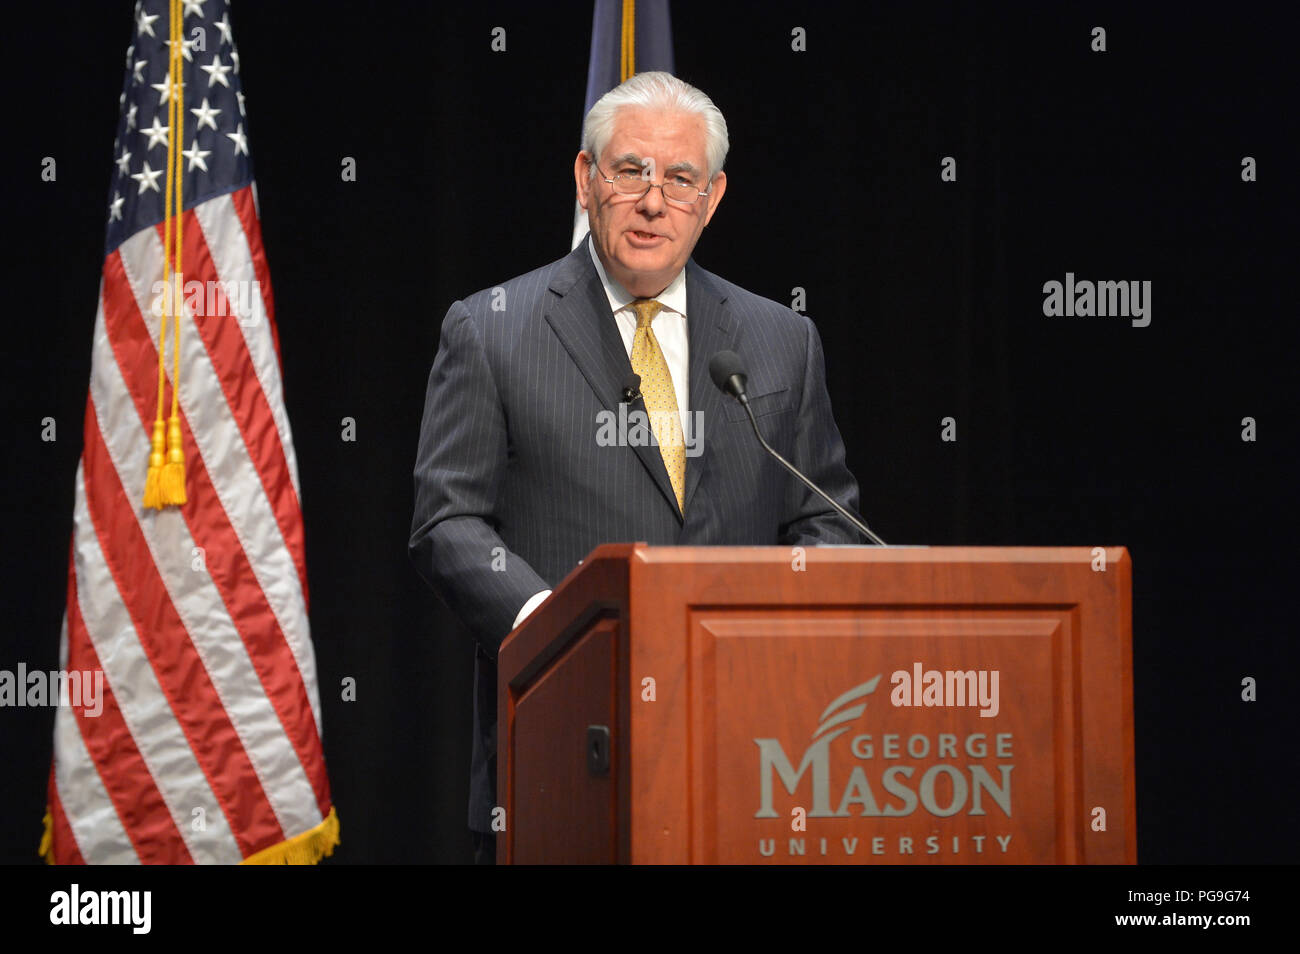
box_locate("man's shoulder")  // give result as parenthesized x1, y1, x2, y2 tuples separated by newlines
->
(688, 261, 814, 335)
(460, 245, 588, 314)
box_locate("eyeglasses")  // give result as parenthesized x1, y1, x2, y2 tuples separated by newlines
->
(594, 162, 711, 205)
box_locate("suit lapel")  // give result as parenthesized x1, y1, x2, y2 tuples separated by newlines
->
(544, 240, 682, 518)
(683, 262, 740, 515)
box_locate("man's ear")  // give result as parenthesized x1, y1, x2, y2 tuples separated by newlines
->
(702, 170, 727, 226)
(574, 151, 593, 210)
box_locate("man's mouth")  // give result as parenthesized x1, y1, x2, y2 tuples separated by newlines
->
(627, 229, 666, 246)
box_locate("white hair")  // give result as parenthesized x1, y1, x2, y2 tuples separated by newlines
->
(582, 71, 730, 181)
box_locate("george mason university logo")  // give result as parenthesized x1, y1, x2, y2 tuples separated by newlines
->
(754, 673, 1014, 820)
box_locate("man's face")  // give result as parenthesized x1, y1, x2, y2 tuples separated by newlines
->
(574, 106, 727, 298)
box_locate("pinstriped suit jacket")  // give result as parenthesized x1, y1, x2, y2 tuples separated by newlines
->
(409, 236, 863, 831)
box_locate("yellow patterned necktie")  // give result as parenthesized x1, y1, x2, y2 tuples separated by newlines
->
(629, 298, 686, 511)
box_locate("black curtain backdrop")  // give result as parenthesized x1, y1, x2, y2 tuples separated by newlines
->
(2, 1, 1294, 865)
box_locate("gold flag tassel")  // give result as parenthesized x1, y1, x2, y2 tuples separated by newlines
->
(160, 0, 187, 505)
(145, 0, 187, 509)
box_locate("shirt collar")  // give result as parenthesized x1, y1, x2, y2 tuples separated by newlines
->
(587, 234, 688, 318)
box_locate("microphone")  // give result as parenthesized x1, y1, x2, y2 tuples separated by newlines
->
(708, 350, 887, 546)
(618, 371, 657, 447)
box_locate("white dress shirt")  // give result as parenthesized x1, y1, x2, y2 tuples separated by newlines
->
(511, 239, 692, 632)
(588, 237, 691, 430)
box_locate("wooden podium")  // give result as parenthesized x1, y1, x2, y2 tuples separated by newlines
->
(496, 544, 1135, 864)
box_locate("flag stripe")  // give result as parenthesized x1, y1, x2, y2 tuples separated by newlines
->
(50, 609, 140, 865)
(185, 201, 310, 629)
(231, 188, 285, 370)
(46, 763, 88, 865)
(66, 587, 192, 863)
(72, 453, 243, 864)
(78, 407, 259, 862)
(212, 189, 300, 501)
(99, 257, 327, 837)
(116, 228, 324, 745)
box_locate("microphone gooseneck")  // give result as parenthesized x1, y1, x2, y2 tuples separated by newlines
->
(709, 350, 887, 546)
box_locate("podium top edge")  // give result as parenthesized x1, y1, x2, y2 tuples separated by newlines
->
(613, 544, 1131, 565)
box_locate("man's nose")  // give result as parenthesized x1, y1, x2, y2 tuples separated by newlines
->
(635, 181, 666, 215)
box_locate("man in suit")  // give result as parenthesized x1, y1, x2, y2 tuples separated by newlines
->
(409, 72, 865, 863)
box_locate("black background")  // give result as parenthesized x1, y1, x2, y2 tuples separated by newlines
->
(1, 1, 1294, 866)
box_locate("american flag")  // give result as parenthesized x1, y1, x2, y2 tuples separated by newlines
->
(43, 0, 337, 864)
